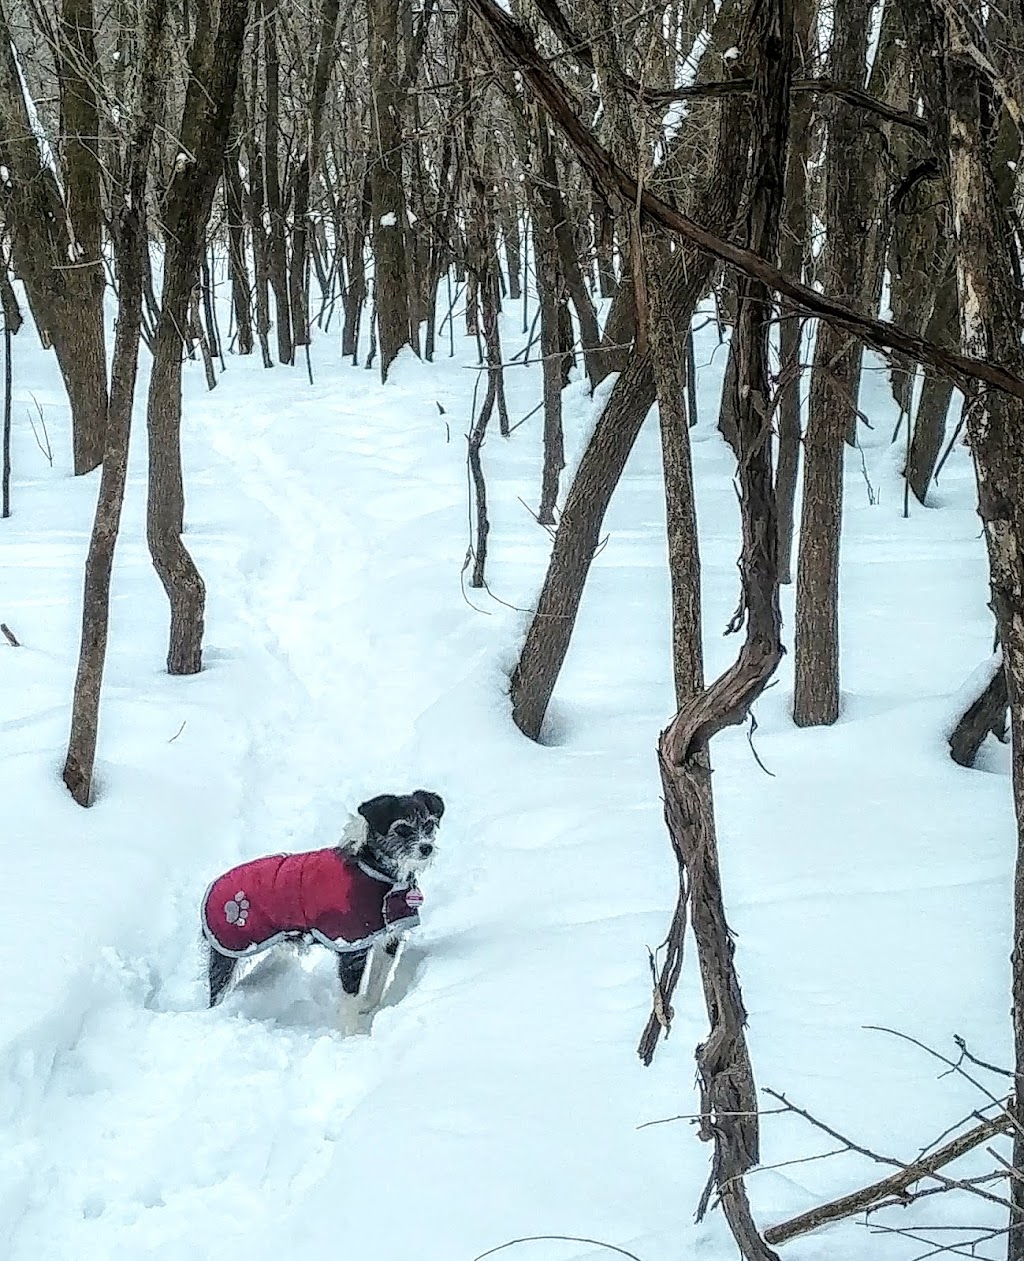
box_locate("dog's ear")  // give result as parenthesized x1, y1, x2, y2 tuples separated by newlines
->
(413, 789, 445, 821)
(358, 794, 404, 837)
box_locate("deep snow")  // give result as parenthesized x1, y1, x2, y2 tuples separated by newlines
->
(0, 277, 1016, 1261)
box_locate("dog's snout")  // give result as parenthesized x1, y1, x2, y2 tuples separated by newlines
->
(418, 842, 434, 858)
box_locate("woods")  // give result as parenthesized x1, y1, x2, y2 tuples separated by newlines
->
(3, 0, 1024, 1256)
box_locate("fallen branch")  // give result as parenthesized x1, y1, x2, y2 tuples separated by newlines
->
(1, 621, 19, 646)
(949, 660, 1008, 768)
(764, 1108, 1013, 1245)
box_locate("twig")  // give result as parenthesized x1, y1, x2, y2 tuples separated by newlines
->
(27, 394, 53, 467)
(1, 621, 19, 646)
(168, 721, 186, 743)
(472, 1237, 644, 1261)
(864, 1026, 1024, 1139)
(952, 1035, 1012, 1079)
(763, 1100, 1012, 1245)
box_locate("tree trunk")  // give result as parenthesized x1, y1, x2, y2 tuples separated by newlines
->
(262, 0, 293, 364)
(224, 124, 254, 355)
(64, 0, 168, 805)
(368, 0, 415, 380)
(931, 17, 1024, 1254)
(0, 0, 108, 475)
(509, 84, 751, 740)
(146, 0, 250, 675)
(906, 266, 956, 505)
(289, 0, 341, 351)
(58, 0, 107, 473)
(775, 0, 815, 583)
(949, 659, 1008, 769)
(645, 5, 791, 1257)
(792, 0, 873, 727)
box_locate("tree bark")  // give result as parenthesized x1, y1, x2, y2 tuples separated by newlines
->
(646, 5, 791, 1258)
(146, 0, 250, 675)
(64, 0, 168, 805)
(508, 76, 751, 740)
(0, 0, 108, 476)
(931, 18, 1024, 1254)
(904, 251, 956, 504)
(289, 0, 341, 351)
(775, 0, 815, 583)
(792, 0, 873, 728)
(224, 122, 254, 355)
(368, 0, 415, 380)
(949, 659, 1008, 769)
(262, 0, 293, 364)
(58, 0, 107, 472)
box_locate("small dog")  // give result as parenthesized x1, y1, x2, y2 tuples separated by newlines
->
(202, 789, 443, 1031)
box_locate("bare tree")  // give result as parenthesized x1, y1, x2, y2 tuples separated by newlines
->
(63, 0, 170, 805)
(146, 0, 251, 675)
(0, 0, 108, 475)
(792, 0, 873, 728)
(368, 0, 415, 378)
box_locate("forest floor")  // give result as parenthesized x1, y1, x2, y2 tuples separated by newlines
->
(0, 286, 1015, 1261)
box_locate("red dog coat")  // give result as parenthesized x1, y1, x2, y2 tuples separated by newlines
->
(202, 848, 423, 958)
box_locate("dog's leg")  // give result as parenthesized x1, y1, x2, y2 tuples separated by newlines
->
(357, 936, 401, 1019)
(208, 948, 238, 1008)
(337, 947, 370, 1035)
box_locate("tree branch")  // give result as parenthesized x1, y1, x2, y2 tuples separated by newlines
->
(468, 0, 1024, 405)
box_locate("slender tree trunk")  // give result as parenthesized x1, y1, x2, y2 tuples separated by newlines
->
(289, 0, 341, 351)
(500, 202, 522, 301)
(645, 5, 791, 1256)
(2, 305, 10, 518)
(792, 0, 873, 727)
(63, 0, 168, 805)
(146, 0, 250, 675)
(368, 0, 415, 379)
(58, 0, 107, 473)
(509, 85, 751, 740)
(0, 0, 108, 476)
(905, 273, 955, 508)
(224, 125, 254, 355)
(262, 0, 293, 364)
(775, 0, 815, 583)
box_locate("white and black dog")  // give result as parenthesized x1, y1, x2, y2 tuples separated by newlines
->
(201, 790, 443, 1030)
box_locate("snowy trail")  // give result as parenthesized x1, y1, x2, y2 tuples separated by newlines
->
(4, 348, 688, 1261)
(4, 370, 465, 1259)
(4, 319, 1018, 1261)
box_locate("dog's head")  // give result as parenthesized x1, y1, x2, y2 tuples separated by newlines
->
(356, 789, 445, 881)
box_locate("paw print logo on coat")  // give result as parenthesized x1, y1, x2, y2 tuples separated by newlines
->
(224, 891, 249, 926)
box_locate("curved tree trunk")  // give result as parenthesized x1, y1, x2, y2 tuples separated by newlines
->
(509, 88, 751, 740)
(146, 0, 251, 675)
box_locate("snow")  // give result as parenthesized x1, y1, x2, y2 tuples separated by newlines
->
(0, 272, 1015, 1261)
(379, 212, 397, 227)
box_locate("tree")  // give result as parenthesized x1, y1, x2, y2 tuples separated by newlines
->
(63, 0, 170, 805)
(368, 0, 416, 379)
(791, 0, 873, 728)
(0, 0, 107, 475)
(145, 0, 252, 676)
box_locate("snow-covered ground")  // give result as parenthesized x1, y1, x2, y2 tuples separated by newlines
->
(0, 281, 1015, 1261)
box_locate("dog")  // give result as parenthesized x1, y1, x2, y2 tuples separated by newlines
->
(201, 789, 443, 1031)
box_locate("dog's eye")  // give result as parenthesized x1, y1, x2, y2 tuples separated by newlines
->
(422, 819, 437, 835)
(393, 823, 414, 839)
